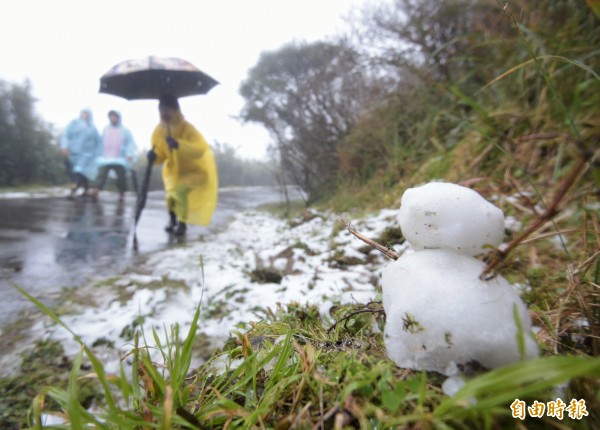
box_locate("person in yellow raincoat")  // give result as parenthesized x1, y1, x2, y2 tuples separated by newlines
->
(147, 94, 218, 236)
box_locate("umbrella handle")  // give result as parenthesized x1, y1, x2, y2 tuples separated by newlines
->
(166, 124, 175, 151)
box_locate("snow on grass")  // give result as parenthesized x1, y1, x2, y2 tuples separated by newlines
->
(31, 207, 396, 372)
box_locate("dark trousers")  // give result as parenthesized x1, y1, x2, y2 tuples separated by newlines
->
(96, 165, 127, 193)
(74, 173, 90, 191)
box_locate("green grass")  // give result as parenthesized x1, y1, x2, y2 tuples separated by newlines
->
(8, 294, 600, 429)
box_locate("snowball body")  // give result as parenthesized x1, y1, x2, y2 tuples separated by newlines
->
(398, 182, 505, 256)
(382, 249, 538, 375)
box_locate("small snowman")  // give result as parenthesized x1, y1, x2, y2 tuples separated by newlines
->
(382, 182, 538, 377)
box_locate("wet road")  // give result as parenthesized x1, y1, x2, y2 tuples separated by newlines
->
(0, 186, 302, 327)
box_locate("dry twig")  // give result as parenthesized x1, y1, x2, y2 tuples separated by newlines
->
(328, 301, 385, 333)
(341, 217, 400, 260)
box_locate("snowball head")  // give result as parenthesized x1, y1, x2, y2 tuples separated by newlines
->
(398, 182, 505, 256)
(382, 249, 538, 375)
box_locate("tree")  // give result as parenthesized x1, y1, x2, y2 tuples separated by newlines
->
(213, 142, 276, 187)
(358, 0, 513, 87)
(239, 40, 376, 202)
(0, 80, 65, 187)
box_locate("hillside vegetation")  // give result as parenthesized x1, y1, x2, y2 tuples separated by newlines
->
(240, 0, 598, 207)
(331, 0, 599, 213)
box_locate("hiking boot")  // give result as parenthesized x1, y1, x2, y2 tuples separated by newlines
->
(165, 212, 177, 233)
(174, 222, 187, 236)
(87, 188, 99, 201)
(68, 186, 85, 199)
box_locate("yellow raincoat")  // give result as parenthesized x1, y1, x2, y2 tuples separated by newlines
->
(151, 111, 218, 225)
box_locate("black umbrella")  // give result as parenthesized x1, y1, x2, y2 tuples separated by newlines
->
(99, 56, 219, 100)
(98, 56, 218, 234)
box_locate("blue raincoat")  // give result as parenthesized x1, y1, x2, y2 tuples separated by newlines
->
(98, 111, 136, 170)
(60, 108, 102, 181)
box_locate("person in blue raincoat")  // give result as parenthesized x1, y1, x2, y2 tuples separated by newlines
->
(60, 108, 102, 199)
(90, 110, 136, 202)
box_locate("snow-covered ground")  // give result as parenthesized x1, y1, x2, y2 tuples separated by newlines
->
(0, 187, 70, 200)
(17, 207, 402, 374)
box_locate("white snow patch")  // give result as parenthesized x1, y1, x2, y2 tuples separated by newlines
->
(21, 208, 390, 373)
